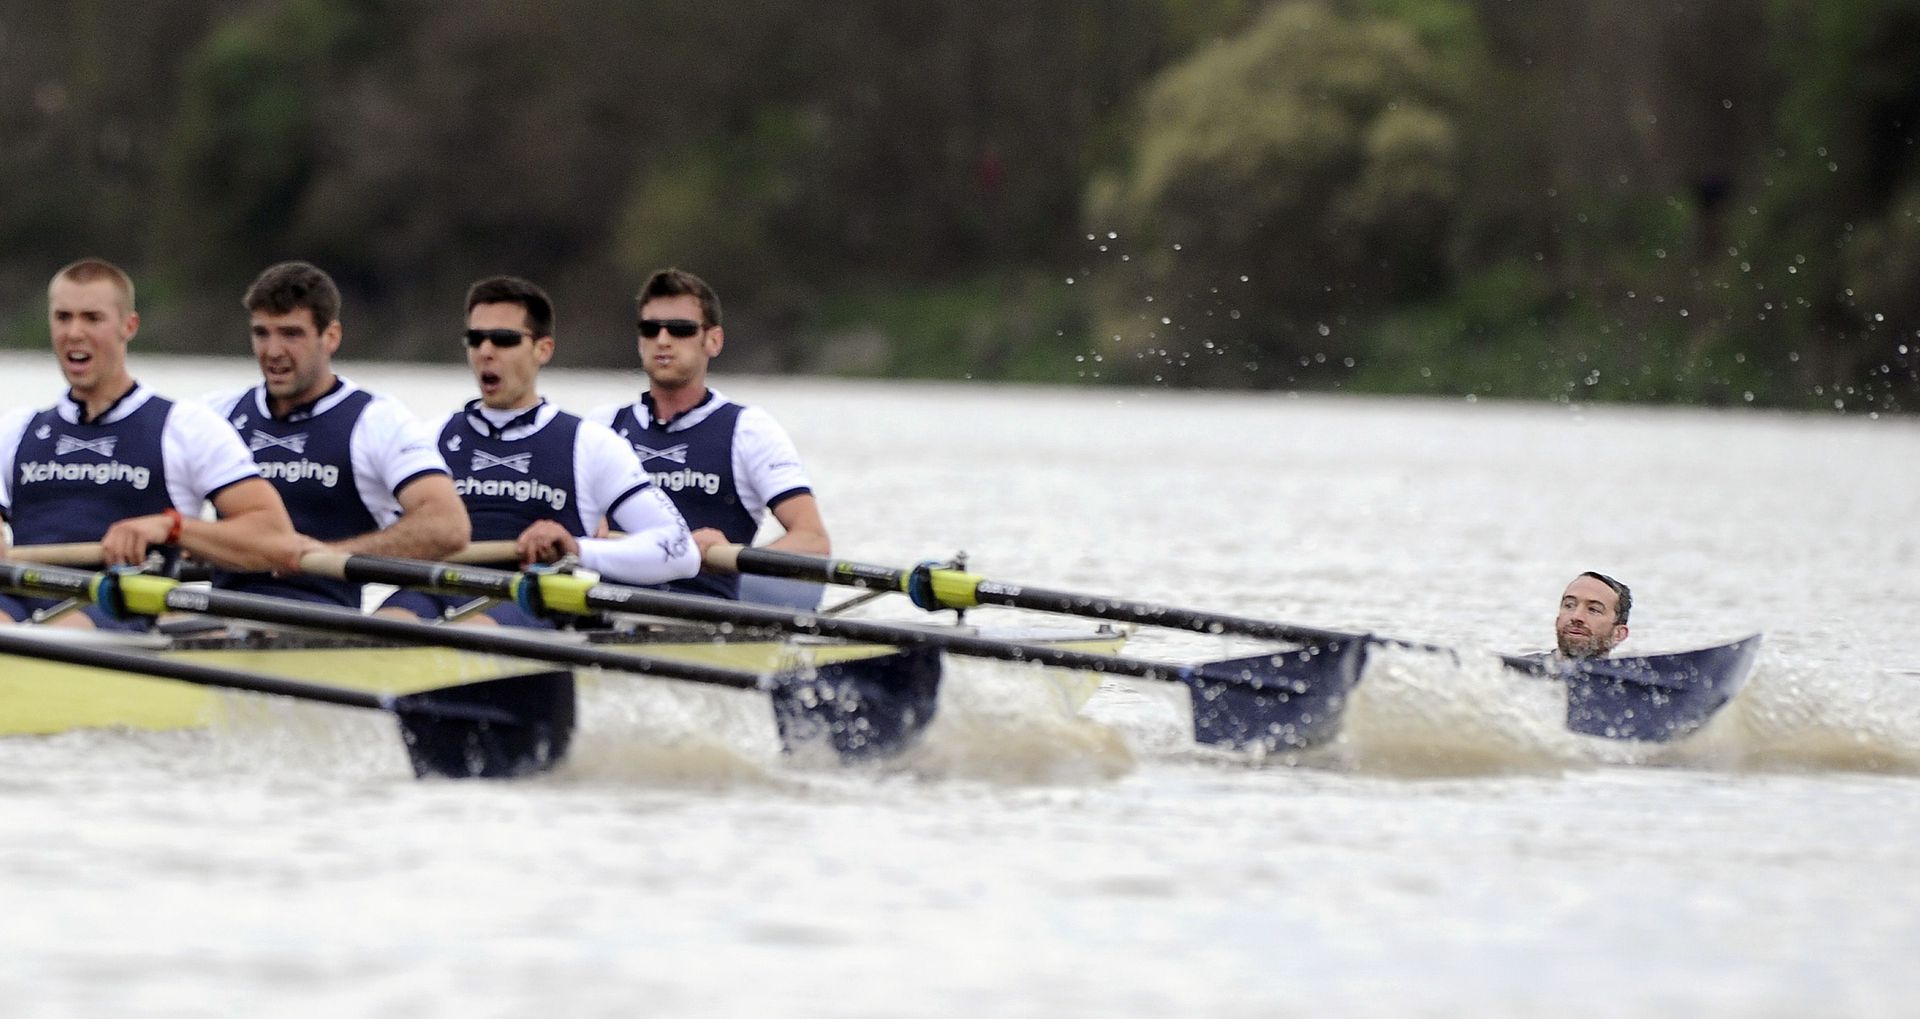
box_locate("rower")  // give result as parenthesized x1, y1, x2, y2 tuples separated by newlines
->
(0, 258, 301, 629)
(1552, 571, 1632, 659)
(378, 275, 699, 626)
(591, 268, 828, 602)
(208, 261, 470, 608)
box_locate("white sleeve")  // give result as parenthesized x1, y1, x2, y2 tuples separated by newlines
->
(731, 405, 813, 522)
(582, 403, 621, 429)
(572, 421, 698, 585)
(0, 407, 33, 518)
(350, 395, 451, 528)
(203, 388, 249, 419)
(163, 400, 263, 512)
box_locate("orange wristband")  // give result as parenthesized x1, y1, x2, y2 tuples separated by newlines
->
(162, 507, 185, 545)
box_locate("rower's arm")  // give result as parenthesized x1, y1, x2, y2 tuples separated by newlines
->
(762, 492, 829, 556)
(329, 473, 470, 560)
(578, 486, 700, 584)
(101, 478, 300, 572)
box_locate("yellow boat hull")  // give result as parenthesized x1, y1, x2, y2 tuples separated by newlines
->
(0, 627, 1126, 736)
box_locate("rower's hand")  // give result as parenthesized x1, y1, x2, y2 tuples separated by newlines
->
(516, 520, 579, 565)
(276, 535, 330, 576)
(690, 528, 728, 560)
(100, 513, 170, 566)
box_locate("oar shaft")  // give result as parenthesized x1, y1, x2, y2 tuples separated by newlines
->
(0, 560, 762, 691)
(718, 545, 1370, 647)
(0, 628, 386, 712)
(326, 553, 1213, 684)
(9, 541, 538, 570)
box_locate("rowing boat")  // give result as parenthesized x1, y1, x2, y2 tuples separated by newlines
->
(0, 620, 1129, 738)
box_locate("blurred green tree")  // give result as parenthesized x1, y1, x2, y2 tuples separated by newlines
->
(1083, 0, 1477, 386)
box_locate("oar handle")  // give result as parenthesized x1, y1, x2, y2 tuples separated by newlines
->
(5, 542, 122, 567)
(13, 542, 528, 571)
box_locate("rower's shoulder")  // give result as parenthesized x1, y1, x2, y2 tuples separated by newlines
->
(166, 394, 248, 434)
(202, 385, 254, 419)
(0, 405, 34, 446)
(351, 387, 436, 426)
(581, 401, 632, 429)
(572, 413, 634, 452)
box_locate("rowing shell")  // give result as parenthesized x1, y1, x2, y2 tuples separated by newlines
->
(0, 623, 1129, 738)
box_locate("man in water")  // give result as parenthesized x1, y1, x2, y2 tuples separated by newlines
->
(1554, 571, 1631, 659)
(593, 267, 828, 600)
(210, 261, 469, 607)
(380, 275, 699, 625)
(0, 258, 301, 627)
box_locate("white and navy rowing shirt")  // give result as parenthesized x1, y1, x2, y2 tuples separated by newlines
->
(0, 383, 262, 544)
(207, 378, 449, 541)
(437, 399, 698, 587)
(592, 389, 812, 598)
(206, 377, 451, 606)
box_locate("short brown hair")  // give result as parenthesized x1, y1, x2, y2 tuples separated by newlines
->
(51, 258, 135, 315)
(636, 268, 721, 327)
(243, 261, 341, 331)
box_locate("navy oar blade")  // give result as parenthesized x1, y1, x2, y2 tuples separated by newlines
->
(1182, 638, 1368, 753)
(1556, 634, 1762, 741)
(769, 647, 942, 763)
(390, 670, 577, 779)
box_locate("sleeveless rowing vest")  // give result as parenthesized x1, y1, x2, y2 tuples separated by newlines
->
(9, 396, 174, 544)
(610, 401, 749, 599)
(228, 386, 379, 541)
(215, 387, 381, 607)
(443, 405, 584, 541)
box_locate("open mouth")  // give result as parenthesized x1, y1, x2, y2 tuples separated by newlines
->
(478, 371, 502, 392)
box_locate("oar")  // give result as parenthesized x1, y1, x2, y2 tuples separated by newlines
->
(0, 626, 571, 780)
(0, 560, 938, 763)
(301, 552, 1373, 753)
(705, 543, 1392, 646)
(8, 541, 535, 571)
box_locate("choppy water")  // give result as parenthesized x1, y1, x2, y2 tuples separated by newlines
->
(2, 353, 1917, 1017)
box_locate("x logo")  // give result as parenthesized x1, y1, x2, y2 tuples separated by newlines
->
(55, 434, 117, 457)
(249, 430, 309, 454)
(471, 450, 533, 474)
(634, 442, 689, 465)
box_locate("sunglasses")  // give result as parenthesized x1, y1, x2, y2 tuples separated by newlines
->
(638, 318, 703, 339)
(463, 328, 533, 349)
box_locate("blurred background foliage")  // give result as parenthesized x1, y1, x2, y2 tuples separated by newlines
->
(0, 0, 1914, 411)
